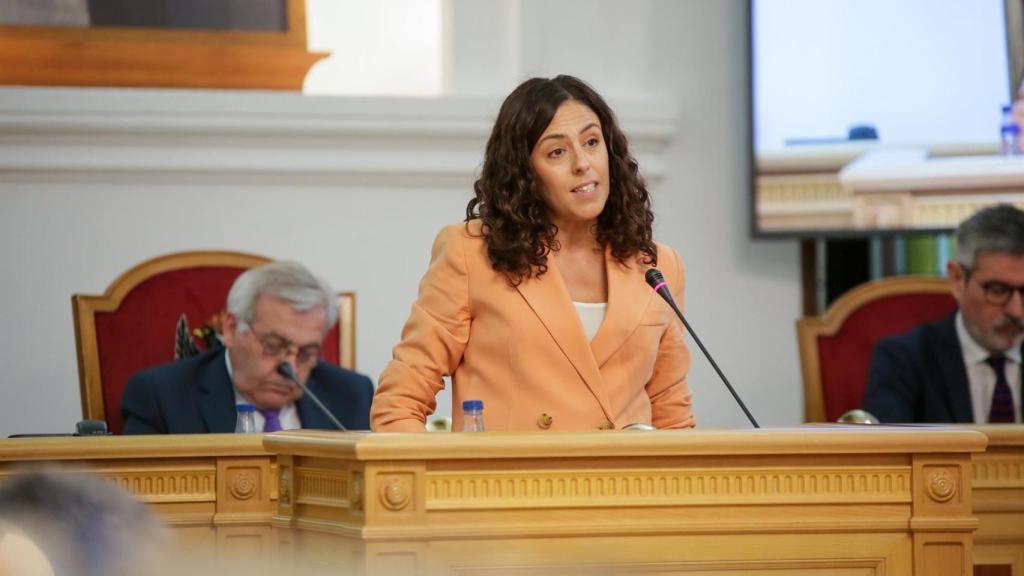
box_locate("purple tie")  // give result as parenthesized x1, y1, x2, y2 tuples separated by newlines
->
(986, 356, 1016, 424)
(259, 408, 282, 432)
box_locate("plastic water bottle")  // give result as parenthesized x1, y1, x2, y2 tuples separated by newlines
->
(1001, 105, 1020, 156)
(235, 403, 258, 433)
(462, 400, 485, 432)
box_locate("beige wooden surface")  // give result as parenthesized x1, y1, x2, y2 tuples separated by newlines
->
(0, 428, 1008, 575)
(0, 434, 277, 558)
(266, 426, 986, 576)
(971, 425, 1024, 575)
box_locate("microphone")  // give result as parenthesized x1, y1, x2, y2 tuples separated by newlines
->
(276, 361, 348, 431)
(645, 268, 760, 428)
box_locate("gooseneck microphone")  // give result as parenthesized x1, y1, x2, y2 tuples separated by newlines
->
(276, 361, 348, 431)
(645, 268, 760, 428)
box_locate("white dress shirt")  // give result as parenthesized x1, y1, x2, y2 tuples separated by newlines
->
(226, 350, 302, 430)
(956, 313, 1022, 424)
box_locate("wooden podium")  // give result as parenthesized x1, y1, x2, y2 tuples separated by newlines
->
(265, 427, 986, 576)
(973, 426, 1024, 576)
(3, 426, 1018, 574)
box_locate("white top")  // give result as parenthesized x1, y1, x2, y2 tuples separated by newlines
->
(573, 301, 608, 342)
(956, 313, 1022, 424)
(226, 350, 301, 431)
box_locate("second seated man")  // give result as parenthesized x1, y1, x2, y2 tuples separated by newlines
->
(865, 204, 1024, 423)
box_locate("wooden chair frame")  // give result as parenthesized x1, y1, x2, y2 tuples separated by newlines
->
(796, 275, 952, 422)
(73, 250, 356, 422)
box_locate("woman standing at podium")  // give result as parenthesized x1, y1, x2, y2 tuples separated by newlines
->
(372, 75, 694, 432)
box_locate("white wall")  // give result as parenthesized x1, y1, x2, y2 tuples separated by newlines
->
(0, 0, 802, 436)
(305, 0, 444, 96)
(650, 0, 801, 426)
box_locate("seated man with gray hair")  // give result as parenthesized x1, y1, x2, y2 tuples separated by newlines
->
(865, 204, 1024, 423)
(121, 261, 373, 433)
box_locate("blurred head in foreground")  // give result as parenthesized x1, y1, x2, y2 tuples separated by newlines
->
(0, 469, 167, 576)
(0, 520, 54, 576)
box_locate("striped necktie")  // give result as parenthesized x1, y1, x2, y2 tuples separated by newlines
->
(986, 356, 1016, 423)
(260, 408, 283, 432)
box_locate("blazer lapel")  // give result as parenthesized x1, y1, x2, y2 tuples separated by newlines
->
(591, 252, 654, 368)
(198, 351, 238, 433)
(515, 254, 613, 420)
(934, 314, 973, 423)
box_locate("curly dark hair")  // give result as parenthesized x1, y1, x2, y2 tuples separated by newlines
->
(466, 75, 657, 285)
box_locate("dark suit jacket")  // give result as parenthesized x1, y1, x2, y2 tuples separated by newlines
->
(864, 312, 1022, 423)
(121, 349, 374, 434)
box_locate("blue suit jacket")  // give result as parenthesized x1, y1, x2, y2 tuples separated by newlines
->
(864, 312, 1022, 423)
(121, 349, 374, 434)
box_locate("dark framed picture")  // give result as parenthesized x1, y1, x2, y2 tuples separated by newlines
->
(0, 0, 325, 90)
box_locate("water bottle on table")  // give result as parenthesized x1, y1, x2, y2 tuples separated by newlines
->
(462, 400, 485, 432)
(235, 403, 258, 433)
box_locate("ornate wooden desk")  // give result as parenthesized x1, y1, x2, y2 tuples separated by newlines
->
(3, 427, 1012, 575)
(0, 434, 275, 556)
(972, 425, 1024, 576)
(265, 426, 985, 576)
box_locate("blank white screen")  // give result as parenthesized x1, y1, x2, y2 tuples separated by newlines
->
(753, 0, 1011, 152)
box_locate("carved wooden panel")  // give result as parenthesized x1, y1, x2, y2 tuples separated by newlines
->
(449, 558, 886, 576)
(971, 429, 1024, 576)
(294, 466, 350, 509)
(973, 457, 1024, 488)
(102, 467, 216, 503)
(426, 467, 911, 510)
(215, 456, 275, 523)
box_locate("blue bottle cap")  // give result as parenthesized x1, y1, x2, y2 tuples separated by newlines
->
(462, 400, 484, 411)
(236, 403, 255, 412)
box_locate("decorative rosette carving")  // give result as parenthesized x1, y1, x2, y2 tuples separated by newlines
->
(379, 477, 410, 511)
(926, 469, 957, 503)
(230, 470, 258, 500)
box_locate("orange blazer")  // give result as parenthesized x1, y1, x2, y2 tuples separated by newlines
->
(371, 221, 695, 432)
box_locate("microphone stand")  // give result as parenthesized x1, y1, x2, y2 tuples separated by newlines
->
(647, 269, 760, 428)
(277, 362, 348, 431)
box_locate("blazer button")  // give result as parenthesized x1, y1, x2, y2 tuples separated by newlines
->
(536, 413, 553, 430)
(597, 419, 614, 430)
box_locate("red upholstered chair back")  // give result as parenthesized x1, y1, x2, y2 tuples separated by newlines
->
(796, 276, 957, 422)
(73, 251, 356, 434)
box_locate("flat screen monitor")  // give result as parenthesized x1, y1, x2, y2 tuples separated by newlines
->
(750, 0, 1018, 238)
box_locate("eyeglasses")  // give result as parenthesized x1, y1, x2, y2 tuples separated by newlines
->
(962, 266, 1024, 306)
(244, 326, 321, 366)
